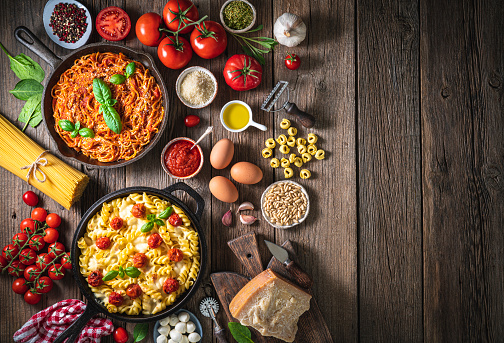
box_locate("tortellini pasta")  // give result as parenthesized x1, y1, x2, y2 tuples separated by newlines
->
(315, 149, 326, 160)
(289, 154, 297, 164)
(307, 133, 318, 144)
(293, 157, 303, 168)
(262, 148, 273, 158)
(284, 167, 294, 178)
(276, 134, 287, 145)
(307, 144, 318, 155)
(279, 145, 290, 154)
(286, 136, 296, 147)
(265, 138, 276, 149)
(296, 138, 306, 146)
(301, 152, 312, 163)
(287, 127, 297, 136)
(300, 169, 311, 179)
(280, 118, 291, 129)
(297, 145, 307, 154)
(280, 158, 290, 168)
(270, 158, 280, 168)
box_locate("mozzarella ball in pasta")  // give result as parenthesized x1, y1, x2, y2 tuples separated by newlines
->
(175, 322, 187, 334)
(170, 330, 183, 342)
(178, 312, 190, 323)
(158, 326, 170, 336)
(186, 322, 196, 333)
(157, 335, 168, 343)
(188, 332, 201, 342)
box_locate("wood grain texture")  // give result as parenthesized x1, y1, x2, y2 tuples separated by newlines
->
(358, 0, 422, 341)
(421, 0, 504, 341)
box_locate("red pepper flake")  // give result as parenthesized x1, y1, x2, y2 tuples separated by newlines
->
(49, 3, 88, 43)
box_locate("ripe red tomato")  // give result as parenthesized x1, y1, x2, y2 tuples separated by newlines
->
(24, 290, 41, 305)
(113, 327, 129, 343)
(0, 255, 8, 269)
(35, 276, 53, 293)
(43, 228, 59, 244)
(60, 252, 72, 270)
(12, 232, 29, 249)
(48, 242, 65, 259)
(158, 36, 193, 69)
(12, 278, 29, 294)
(19, 248, 37, 265)
(136, 12, 166, 47)
(284, 53, 301, 70)
(147, 233, 163, 249)
(96, 237, 111, 250)
(48, 264, 65, 280)
(22, 191, 39, 206)
(31, 207, 47, 222)
(8, 260, 27, 277)
(167, 248, 183, 262)
(24, 265, 42, 282)
(20, 218, 36, 235)
(2, 244, 19, 261)
(36, 253, 53, 270)
(46, 213, 61, 228)
(163, 278, 179, 294)
(184, 114, 200, 128)
(190, 21, 227, 59)
(168, 213, 183, 227)
(28, 235, 45, 252)
(223, 54, 263, 91)
(163, 0, 199, 34)
(96, 6, 131, 41)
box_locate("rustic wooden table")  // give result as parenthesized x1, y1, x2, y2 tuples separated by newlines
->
(1, 0, 503, 342)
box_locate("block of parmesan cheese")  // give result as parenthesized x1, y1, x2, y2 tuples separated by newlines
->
(229, 269, 311, 342)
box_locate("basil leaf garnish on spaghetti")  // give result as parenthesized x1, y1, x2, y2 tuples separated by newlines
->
(92, 78, 111, 104)
(101, 102, 122, 134)
(125, 62, 136, 78)
(158, 207, 173, 219)
(102, 270, 119, 281)
(58, 119, 75, 132)
(79, 128, 95, 138)
(110, 74, 126, 85)
(93, 78, 122, 134)
(125, 267, 141, 278)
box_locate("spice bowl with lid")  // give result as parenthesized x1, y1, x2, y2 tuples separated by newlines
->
(220, 0, 257, 33)
(161, 137, 204, 180)
(176, 66, 218, 109)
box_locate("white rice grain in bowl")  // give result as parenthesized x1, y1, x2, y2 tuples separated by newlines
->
(176, 67, 218, 109)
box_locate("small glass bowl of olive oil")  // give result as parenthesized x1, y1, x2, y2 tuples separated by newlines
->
(220, 100, 267, 132)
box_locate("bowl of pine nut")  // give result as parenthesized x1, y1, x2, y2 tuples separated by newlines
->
(261, 181, 310, 229)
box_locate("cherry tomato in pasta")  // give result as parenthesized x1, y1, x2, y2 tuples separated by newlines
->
(147, 233, 163, 249)
(110, 217, 124, 230)
(131, 203, 146, 218)
(88, 270, 103, 287)
(108, 292, 124, 306)
(167, 248, 183, 262)
(31, 207, 47, 222)
(45, 213, 62, 228)
(43, 228, 59, 244)
(132, 253, 148, 268)
(22, 191, 39, 206)
(163, 278, 179, 294)
(168, 213, 183, 227)
(96, 237, 111, 250)
(126, 284, 142, 299)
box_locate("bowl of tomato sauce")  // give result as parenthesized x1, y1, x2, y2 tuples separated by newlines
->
(161, 137, 204, 179)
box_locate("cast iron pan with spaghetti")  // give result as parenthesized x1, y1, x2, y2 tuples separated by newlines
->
(14, 26, 169, 168)
(51, 182, 207, 343)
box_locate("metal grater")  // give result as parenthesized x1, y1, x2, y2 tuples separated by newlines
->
(261, 81, 290, 112)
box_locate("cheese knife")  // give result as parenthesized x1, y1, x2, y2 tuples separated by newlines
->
(264, 240, 313, 289)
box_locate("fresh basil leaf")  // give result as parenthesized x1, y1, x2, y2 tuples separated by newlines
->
(18, 93, 43, 130)
(147, 214, 156, 221)
(74, 121, 81, 130)
(110, 74, 126, 85)
(70, 130, 79, 138)
(102, 270, 119, 281)
(101, 105, 122, 134)
(154, 219, 165, 227)
(228, 322, 254, 343)
(118, 269, 125, 278)
(92, 78, 112, 105)
(119, 266, 124, 272)
(106, 99, 117, 107)
(79, 128, 95, 138)
(141, 221, 154, 233)
(158, 207, 173, 219)
(9, 79, 43, 100)
(0, 43, 45, 82)
(58, 120, 75, 132)
(125, 266, 141, 278)
(125, 62, 136, 78)
(133, 323, 149, 342)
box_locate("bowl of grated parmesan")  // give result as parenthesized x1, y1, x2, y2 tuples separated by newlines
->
(176, 66, 218, 109)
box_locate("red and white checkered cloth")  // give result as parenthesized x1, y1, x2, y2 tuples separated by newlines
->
(13, 299, 114, 343)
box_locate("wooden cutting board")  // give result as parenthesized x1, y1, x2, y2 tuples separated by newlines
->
(211, 232, 334, 343)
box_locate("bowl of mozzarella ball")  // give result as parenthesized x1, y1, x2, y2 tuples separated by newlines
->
(154, 309, 203, 343)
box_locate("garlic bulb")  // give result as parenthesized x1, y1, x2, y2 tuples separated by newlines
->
(274, 13, 306, 47)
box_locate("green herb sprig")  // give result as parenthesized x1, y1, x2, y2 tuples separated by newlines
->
(102, 265, 141, 281)
(141, 207, 172, 233)
(110, 62, 136, 85)
(92, 78, 122, 134)
(228, 322, 255, 343)
(58, 120, 95, 138)
(230, 25, 278, 65)
(0, 42, 45, 131)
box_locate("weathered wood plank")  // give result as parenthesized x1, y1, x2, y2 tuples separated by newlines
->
(358, 0, 422, 341)
(421, 0, 504, 341)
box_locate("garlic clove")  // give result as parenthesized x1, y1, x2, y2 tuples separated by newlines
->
(240, 214, 259, 225)
(237, 201, 254, 212)
(222, 209, 232, 227)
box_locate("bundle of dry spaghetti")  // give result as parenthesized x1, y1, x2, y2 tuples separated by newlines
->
(0, 114, 89, 209)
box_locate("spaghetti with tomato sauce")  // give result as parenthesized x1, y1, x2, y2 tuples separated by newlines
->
(51, 52, 164, 162)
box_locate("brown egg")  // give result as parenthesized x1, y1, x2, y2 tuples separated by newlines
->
(210, 138, 234, 169)
(230, 162, 263, 185)
(209, 176, 239, 203)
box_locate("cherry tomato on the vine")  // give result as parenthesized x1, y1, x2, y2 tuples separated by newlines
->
(8, 260, 26, 277)
(12, 232, 28, 249)
(36, 253, 53, 270)
(24, 290, 41, 305)
(48, 264, 65, 280)
(20, 218, 36, 235)
(43, 228, 59, 244)
(113, 327, 129, 343)
(45, 213, 61, 228)
(24, 265, 42, 282)
(31, 208, 47, 222)
(0, 255, 8, 269)
(22, 191, 39, 206)
(12, 278, 29, 294)
(190, 20, 227, 59)
(136, 12, 166, 47)
(60, 252, 72, 270)
(28, 235, 45, 252)
(284, 53, 301, 70)
(163, 0, 199, 34)
(96, 6, 131, 41)
(158, 36, 193, 70)
(19, 248, 37, 265)
(35, 276, 53, 293)
(48, 242, 65, 259)
(184, 115, 200, 128)
(2, 244, 19, 261)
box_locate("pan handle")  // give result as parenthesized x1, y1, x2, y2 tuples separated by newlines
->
(14, 26, 61, 69)
(163, 182, 205, 221)
(53, 303, 99, 343)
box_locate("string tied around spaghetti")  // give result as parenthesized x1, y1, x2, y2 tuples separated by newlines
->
(21, 150, 49, 185)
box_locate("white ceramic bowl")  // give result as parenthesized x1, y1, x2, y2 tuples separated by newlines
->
(261, 180, 310, 229)
(161, 137, 204, 180)
(43, 0, 92, 49)
(219, 0, 257, 34)
(153, 309, 203, 343)
(176, 67, 218, 109)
